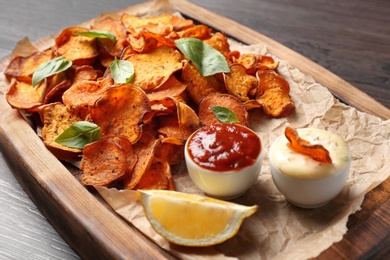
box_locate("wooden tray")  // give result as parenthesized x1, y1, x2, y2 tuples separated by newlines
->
(1, 1, 389, 258)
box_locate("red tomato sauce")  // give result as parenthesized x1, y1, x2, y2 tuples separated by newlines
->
(187, 123, 261, 172)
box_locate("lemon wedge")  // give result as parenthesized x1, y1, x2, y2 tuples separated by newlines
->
(137, 190, 258, 247)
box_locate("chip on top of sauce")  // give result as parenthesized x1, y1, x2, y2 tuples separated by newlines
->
(187, 123, 261, 172)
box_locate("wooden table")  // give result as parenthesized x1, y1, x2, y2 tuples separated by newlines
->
(0, 0, 389, 259)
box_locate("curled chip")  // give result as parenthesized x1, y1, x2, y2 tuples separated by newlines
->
(121, 13, 193, 32)
(257, 87, 295, 117)
(285, 126, 332, 163)
(198, 93, 249, 127)
(203, 32, 231, 58)
(54, 27, 99, 66)
(256, 70, 290, 96)
(92, 16, 128, 56)
(6, 78, 45, 111)
(63, 77, 113, 117)
(125, 45, 182, 91)
(181, 61, 225, 104)
(256, 55, 279, 70)
(177, 24, 212, 40)
(38, 102, 83, 160)
(125, 132, 160, 189)
(224, 64, 258, 102)
(113, 136, 138, 178)
(4, 49, 53, 83)
(233, 53, 258, 75)
(80, 137, 127, 186)
(92, 84, 150, 144)
(134, 158, 174, 190)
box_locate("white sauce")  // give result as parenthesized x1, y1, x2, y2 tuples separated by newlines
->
(271, 128, 350, 179)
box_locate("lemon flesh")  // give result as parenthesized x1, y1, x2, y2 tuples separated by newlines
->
(137, 190, 257, 247)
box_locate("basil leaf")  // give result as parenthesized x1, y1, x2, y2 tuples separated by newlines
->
(175, 38, 230, 77)
(32, 56, 72, 87)
(212, 106, 239, 124)
(55, 121, 100, 149)
(109, 57, 135, 84)
(76, 30, 116, 43)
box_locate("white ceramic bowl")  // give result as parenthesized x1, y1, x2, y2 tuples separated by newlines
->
(269, 128, 351, 208)
(184, 124, 264, 200)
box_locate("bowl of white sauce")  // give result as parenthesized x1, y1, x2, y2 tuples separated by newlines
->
(269, 128, 350, 208)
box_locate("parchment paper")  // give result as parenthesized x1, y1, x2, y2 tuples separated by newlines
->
(1, 0, 389, 259)
(94, 1, 390, 259)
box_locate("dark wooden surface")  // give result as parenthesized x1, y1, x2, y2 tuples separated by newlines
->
(0, 0, 389, 259)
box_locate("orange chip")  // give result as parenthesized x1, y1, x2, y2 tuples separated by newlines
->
(256, 69, 290, 96)
(147, 75, 187, 102)
(93, 16, 128, 56)
(4, 49, 53, 83)
(224, 64, 259, 102)
(124, 132, 161, 189)
(6, 78, 45, 111)
(233, 53, 259, 75)
(257, 87, 295, 117)
(91, 84, 150, 144)
(155, 141, 184, 166)
(125, 45, 182, 91)
(62, 77, 113, 117)
(133, 158, 172, 190)
(43, 72, 72, 104)
(256, 55, 279, 70)
(157, 113, 196, 144)
(37, 102, 84, 160)
(181, 61, 226, 104)
(122, 13, 193, 32)
(113, 136, 138, 177)
(285, 127, 332, 163)
(203, 32, 231, 57)
(177, 24, 212, 40)
(54, 27, 99, 66)
(80, 137, 127, 186)
(198, 93, 249, 127)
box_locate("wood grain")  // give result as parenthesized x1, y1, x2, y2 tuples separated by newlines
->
(0, 0, 389, 259)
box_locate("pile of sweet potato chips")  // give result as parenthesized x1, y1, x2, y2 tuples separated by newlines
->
(4, 13, 295, 191)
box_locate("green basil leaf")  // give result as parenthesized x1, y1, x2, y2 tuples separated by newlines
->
(32, 56, 72, 87)
(211, 106, 239, 124)
(55, 121, 100, 149)
(175, 38, 230, 77)
(76, 30, 116, 43)
(109, 57, 135, 84)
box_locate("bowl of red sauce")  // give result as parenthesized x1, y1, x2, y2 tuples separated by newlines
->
(184, 123, 263, 200)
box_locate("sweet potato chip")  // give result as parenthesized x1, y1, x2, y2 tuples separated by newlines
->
(133, 158, 172, 190)
(146, 74, 187, 102)
(91, 84, 150, 144)
(38, 102, 84, 159)
(92, 16, 127, 54)
(80, 137, 127, 186)
(62, 77, 113, 117)
(6, 78, 45, 111)
(285, 126, 333, 163)
(256, 69, 290, 96)
(224, 64, 258, 101)
(198, 93, 249, 127)
(43, 72, 72, 104)
(113, 136, 138, 177)
(54, 27, 99, 66)
(121, 13, 193, 32)
(125, 45, 182, 91)
(181, 61, 226, 104)
(233, 53, 258, 75)
(177, 24, 212, 40)
(203, 32, 231, 58)
(257, 87, 295, 117)
(256, 55, 279, 70)
(157, 113, 196, 144)
(125, 132, 160, 189)
(155, 142, 184, 165)
(4, 49, 53, 83)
